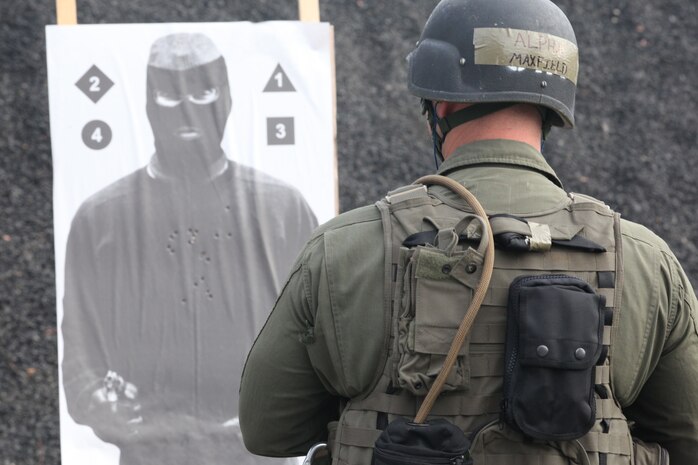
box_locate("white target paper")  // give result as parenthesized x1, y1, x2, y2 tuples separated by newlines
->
(47, 22, 336, 465)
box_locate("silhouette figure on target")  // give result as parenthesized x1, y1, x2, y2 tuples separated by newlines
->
(61, 32, 317, 465)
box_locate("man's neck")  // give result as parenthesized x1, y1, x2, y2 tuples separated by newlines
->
(440, 104, 543, 159)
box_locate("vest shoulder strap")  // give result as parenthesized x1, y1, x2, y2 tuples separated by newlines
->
(384, 184, 429, 205)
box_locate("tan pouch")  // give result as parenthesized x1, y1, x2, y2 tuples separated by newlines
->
(394, 221, 484, 395)
(633, 439, 669, 465)
(469, 420, 591, 465)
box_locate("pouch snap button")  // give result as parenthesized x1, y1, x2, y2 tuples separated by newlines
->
(575, 348, 586, 360)
(466, 263, 477, 274)
(536, 345, 549, 357)
(442, 264, 452, 274)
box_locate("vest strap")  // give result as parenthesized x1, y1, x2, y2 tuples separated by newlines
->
(578, 432, 632, 456)
(338, 425, 381, 448)
(608, 213, 625, 362)
(429, 394, 501, 416)
(470, 355, 505, 377)
(350, 393, 501, 418)
(475, 284, 614, 308)
(596, 398, 626, 420)
(411, 216, 602, 253)
(569, 193, 611, 210)
(494, 251, 615, 271)
(470, 324, 507, 344)
(595, 365, 611, 385)
(598, 288, 616, 307)
(469, 454, 578, 465)
(385, 185, 428, 204)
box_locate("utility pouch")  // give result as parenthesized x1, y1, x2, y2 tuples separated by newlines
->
(633, 439, 670, 465)
(395, 219, 485, 395)
(372, 417, 472, 465)
(502, 275, 605, 441)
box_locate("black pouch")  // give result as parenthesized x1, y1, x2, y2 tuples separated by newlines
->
(502, 274, 605, 441)
(372, 417, 472, 465)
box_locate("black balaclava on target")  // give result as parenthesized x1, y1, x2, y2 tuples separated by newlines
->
(146, 33, 232, 180)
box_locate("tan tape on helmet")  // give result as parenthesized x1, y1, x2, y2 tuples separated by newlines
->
(473, 28, 579, 85)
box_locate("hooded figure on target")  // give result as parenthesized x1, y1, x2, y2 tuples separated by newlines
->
(61, 33, 317, 465)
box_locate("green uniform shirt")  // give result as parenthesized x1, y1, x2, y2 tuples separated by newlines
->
(240, 140, 698, 464)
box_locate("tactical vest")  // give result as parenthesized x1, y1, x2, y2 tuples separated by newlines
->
(329, 184, 669, 465)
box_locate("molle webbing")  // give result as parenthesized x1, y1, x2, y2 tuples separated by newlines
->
(332, 187, 632, 465)
(405, 215, 606, 253)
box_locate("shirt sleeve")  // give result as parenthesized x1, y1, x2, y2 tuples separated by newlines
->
(61, 208, 122, 443)
(623, 253, 698, 464)
(239, 236, 340, 458)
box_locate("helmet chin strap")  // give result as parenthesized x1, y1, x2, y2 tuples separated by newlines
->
(421, 100, 444, 168)
(423, 99, 554, 165)
(422, 100, 516, 167)
(537, 108, 556, 154)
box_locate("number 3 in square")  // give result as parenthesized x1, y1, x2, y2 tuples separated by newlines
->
(267, 117, 295, 146)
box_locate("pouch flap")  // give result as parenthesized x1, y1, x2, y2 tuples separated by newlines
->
(414, 247, 480, 355)
(414, 247, 483, 288)
(515, 276, 605, 370)
(503, 274, 605, 440)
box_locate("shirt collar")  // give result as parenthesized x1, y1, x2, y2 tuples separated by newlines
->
(436, 139, 563, 188)
(147, 152, 229, 183)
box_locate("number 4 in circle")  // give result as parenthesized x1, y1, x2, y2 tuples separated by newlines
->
(82, 120, 113, 150)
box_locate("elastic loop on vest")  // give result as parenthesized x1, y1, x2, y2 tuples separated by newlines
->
(598, 288, 616, 307)
(578, 432, 632, 456)
(469, 324, 506, 344)
(595, 398, 626, 420)
(470, 354, 505, 377)
(595, 365, 610, 385)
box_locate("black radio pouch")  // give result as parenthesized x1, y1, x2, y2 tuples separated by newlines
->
(502, 275, 605, 441)
(372, 417, 472, 465)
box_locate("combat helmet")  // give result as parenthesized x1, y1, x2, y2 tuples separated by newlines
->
(408, 0, 579, 158)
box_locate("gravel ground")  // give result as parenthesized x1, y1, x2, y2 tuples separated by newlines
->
(0, 0, 696, 463)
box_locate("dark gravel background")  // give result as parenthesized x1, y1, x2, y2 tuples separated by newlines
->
(0, 0, 696, 463)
